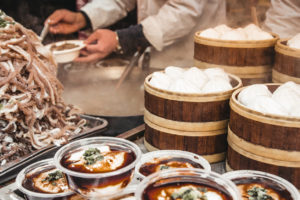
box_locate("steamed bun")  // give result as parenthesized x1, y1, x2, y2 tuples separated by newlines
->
(183, 67, 208, 89)
(214, 24, 232, 35)
(220, 29, 247, 41)
(287, 33, 300, 49)
(149, 72, 171, 90)
(272, 82, 300, 114)
(244, 24, 262, 34)
(164, 66, 184, 79)
(168, 78, 201, 93)
(204, 68, 230, 82)
(248, 96, 288, 116)
(238, 84, 272, 106)
(202, 77, 232, 93)
(200, 28, 221, 39)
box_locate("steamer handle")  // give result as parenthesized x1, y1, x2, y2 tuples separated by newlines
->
(250, 0, 259, 26)
(117, 124, 145, 141)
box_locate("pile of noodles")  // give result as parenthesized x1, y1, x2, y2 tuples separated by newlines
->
(0, 11, 85, 166)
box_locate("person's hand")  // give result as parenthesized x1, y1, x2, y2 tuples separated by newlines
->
(75, 29, 118, 62)
(249, 0, 258, 6)
(46, 9, 86, 34)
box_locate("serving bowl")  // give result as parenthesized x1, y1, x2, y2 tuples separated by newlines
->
(16, 158, 77, 200)
(223, 170, 300, 200)
(54, 137, 142, 199)
(135, 168, 241, 200)
(46, 40, 85, 63)
(134, 150, 211, 181)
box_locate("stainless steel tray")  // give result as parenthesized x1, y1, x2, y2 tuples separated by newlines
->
(0, 115, 108, 184)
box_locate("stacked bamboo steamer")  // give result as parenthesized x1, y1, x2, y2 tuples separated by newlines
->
(226, 84, 300, 189)
(273, 39, 300, 84)
(194, 31, 279, 86)
(144, 72, 242, 163)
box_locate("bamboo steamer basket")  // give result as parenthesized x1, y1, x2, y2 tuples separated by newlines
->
(194, 31, 279, 86)
(144, 72, 242, 163)
(226, 83, 300, 189)
(273, 39, 300, 84)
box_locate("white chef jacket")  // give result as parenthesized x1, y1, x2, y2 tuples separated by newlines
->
(81, 0, 226, 68)
(263, 0, 300, 39)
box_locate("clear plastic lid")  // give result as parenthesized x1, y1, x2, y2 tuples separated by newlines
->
(135, 168, 241, 200)
(135, 150, 211, 180)
(16, 158, 74, 199)
(54, 137, 142, 178)
(223, 170, 300, 200)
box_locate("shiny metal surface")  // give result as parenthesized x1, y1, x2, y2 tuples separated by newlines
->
(58, 58, 156, 116)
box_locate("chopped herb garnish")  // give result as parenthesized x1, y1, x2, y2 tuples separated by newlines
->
(171, 187, 207, 200)
(247, 186, 273, 200)
(197, 187, 207, 193)
(42, 170, 63, 185)
(83, 148, 104, 165)
(160, 165, 170, 170)
(0, 11, 15, 28)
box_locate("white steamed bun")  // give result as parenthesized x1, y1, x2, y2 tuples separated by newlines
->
(164, 66, 184, 79)
(287, 33, 300, 49)
(220, 29, 247, 41)
(244, 24, 262, 34)
(238, 84, 272, 106)
(248, 96, 288, 116)
(214, 24, 232, 35)
(149, 72, 171, 90)
(183, 67, 208, 89)
(289, 104, 300, 117)
(272, 82, 300, 114)
(202, 77, 232, 93)
(204, 68, 230, 82)
(168, 78, 201, 94)
(199, 28, 221, 39)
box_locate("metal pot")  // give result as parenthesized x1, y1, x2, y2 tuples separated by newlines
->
(58, 58, 155, 116)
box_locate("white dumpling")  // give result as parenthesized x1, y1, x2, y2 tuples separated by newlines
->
(287, 33, 300, 49)
(244, 24, 262, 34)
(168, 78, 201, 94)
(248, 96, 288, 116)
(238, 84, 272, 106)
(183, 67, 208, 89)
(220, 29, 247, 41)
(202, 77, 232, 93)
(149, 72, 171, 90)
(204, 68, 230, 82)
(256, 31, 273, 40)
(290, 104, 300, 117)
(272, 82, 300, 113)
(288, 41, 300, 49)
(199, 28, 221, 39)
(164, 66, 184, 79)
(279, 81, 300, 95)
(214, 24, 232, 35)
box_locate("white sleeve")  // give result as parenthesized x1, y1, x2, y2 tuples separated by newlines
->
(81, 0, 136, 30)
(141, 0, 207, 51)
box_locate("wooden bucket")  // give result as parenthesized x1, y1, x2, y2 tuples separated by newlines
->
(227, 84, 300, 189)
(144, 73, 242, 163)
(273, 39, 300, 84)
(194, 31, 279, 86)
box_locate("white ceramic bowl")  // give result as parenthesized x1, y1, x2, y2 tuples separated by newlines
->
(134, 150, 211, 182)
(46, 40, 85, 63)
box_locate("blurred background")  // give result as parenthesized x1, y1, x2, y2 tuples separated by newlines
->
(0, 0, 271, 42)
